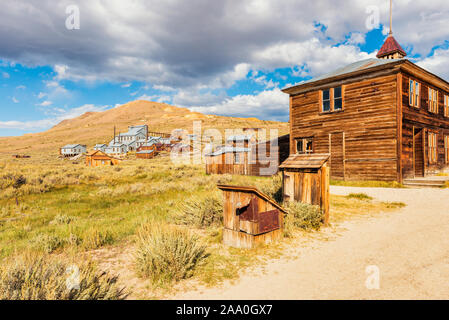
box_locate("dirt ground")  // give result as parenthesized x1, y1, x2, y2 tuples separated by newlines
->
(172, 186, 449, 300)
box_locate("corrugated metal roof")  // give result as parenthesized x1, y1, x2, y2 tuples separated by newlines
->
(285, 58, 404, 89)
(136, 150, 154, 154)
(206, 146, 250, 156)
(62, 144, 84, 149)
(226, 135, 253, 142)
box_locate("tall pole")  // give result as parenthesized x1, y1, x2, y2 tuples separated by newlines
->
(389, 0, 393, 35)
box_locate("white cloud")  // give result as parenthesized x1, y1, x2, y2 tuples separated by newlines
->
(188, 88, 289, 121)
(0, 104, 110, 130)
(417, 47, 449, 80)
(137, 94, 172, 104)
(38, 100, 53, 107)
(121, 83, 132, 88)
(16, 85, 26, 90)
(37, 92, 47, 99)
(12, 97, 19, 103)
(2, 72, 9, 78)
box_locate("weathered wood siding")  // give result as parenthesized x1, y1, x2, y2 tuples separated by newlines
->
(205, 152, 250, 175)
(249, 135, 290, 176)
(401, 71, 449, 178)
(290, 74, 399, 181)
(222, 189, 284, 248)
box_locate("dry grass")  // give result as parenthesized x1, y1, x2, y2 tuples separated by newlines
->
(0, 253, 126, 300)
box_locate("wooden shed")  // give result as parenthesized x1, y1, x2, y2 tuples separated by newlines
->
(217, 185, 287, 249)
(136, 149, 156, 159)
(279, 154, 330, 225)
(206, 147, 251, 175)
(85, 150, 121, 167)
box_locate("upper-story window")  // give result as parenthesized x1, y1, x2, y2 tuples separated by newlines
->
(444, 95, 449, 117)
(428, 88, 438, 114)
(409, 80, 420, 108)
(321, 86, 343, 113)
(296, 137, 313, 154)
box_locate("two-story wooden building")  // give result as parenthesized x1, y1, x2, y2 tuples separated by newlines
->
(282, 33, 449, 182)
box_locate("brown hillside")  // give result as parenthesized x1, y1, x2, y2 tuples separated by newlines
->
(0, 100, 289, 155)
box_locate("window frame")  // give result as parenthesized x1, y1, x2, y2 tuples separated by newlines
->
(428, 132, 438, 164)
(295, 137, 314, 154)
(444, 95, 449, 118)
(428, 87, 438, 114)
(409, 80, 421, 108)
(320, 86, 344, 113)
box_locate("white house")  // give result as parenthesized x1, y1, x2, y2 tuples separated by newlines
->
(93, 144, 107, 152)
(60, 144, 87, 157)
(104, 143, 127, 155)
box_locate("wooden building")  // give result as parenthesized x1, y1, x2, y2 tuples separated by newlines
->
(205, 135, 290, 176)
(205, 146, 251, 175)
(85, 150, 121, 167)
(282, 31, 449, 182)
(279, 154, 330, 225)
(217, 185, 287, 249)
(136, 150, 156, 159)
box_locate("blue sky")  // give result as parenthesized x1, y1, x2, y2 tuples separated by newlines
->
(1, 0, 448, 137)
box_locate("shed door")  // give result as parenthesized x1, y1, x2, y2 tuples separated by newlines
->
(414, 128, 424, 177)
(330, 132, 345, 180)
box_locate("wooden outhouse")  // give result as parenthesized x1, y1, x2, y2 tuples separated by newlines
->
(136, 149, 156, 159)
(85, 150, 121, 167)
(217, 185, 287, 249)
(279, 154, 330, 225)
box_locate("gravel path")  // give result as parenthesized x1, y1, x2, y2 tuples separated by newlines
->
(173, 186, 449, 300)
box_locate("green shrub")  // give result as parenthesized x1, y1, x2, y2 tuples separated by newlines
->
(177, 192, 223, 228)
(346, 193, 373, 201)
(284, 201, 323, 231)
(258, 173, 283, 204)
(0, 254, 126, 300)
(135, 224, 207, 286)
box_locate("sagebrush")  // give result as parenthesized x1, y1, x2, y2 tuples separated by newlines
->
(134, 224, 207, 286)
(0, 254, 126, 300)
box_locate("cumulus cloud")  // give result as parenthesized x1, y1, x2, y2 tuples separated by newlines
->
(2, 0, 446, 89)
(0, 104, 110, 130)
(38, 100, 53, 107)
(189, 88, 289, 121)
(417, 48, 449, 80)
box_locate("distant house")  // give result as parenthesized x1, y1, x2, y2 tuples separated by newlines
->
(226, 135, 256, 148)
(60, 144, 87, 157)
(205, 146, 251, 175)
(93, 144, 107, 152)
(104, 143, 127, 156)
(86, 150, 121, 167)
(136, 149, 156, 159)
(205, 134, 290, 176)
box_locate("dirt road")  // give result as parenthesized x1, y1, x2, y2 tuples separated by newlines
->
(173, 186, 449, 300)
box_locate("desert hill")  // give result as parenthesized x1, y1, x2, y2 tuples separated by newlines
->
(0, 100, 289, 155)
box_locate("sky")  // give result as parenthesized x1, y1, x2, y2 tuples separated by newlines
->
(0, 0, 448, 137)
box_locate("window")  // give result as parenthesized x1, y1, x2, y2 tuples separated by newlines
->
(296, 137, 313, 154)
(409, 80, 420, 108)
(444, 95, 449, 117)
(321, 87, 343, 112)
(428, 88, 438, 114)
(234, 153, 242, 164)
(322, 89, 331, 112)
(428, 132, 437, 164)
(445, 136, 449, 164)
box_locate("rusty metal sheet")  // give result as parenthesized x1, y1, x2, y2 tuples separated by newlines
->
(237, 196, 258, 222)
(257, 209, 280, 234)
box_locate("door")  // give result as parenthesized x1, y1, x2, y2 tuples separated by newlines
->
(330, 132, 345, 180)
(414, 128, 424, 177)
